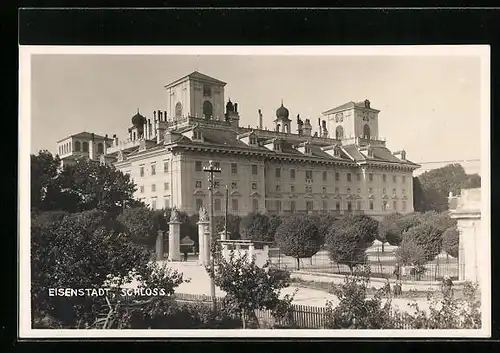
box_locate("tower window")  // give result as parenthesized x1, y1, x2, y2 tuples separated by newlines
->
(175, 102, 183, 119)
(75, 141, 81, 152)
(363, 124, 371, 140)
(335, 125, 344, 140)
(97, 143, 104, 154)
(203, 100, 213, 119)
(203, 84, 212, 97)
(82, 141, 89, 152)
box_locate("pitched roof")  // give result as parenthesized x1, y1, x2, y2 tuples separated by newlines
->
(322, 101, 380, 115)
(164, 71, 227, 89)
(57, 131, 111, 143)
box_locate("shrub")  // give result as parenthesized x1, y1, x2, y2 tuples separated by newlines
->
(240, 212, 273, 242)
(378, 212, 403, 247)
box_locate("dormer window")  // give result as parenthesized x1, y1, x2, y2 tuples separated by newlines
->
(334, 146, 341, 157)
(305, 146, 311, 154)
(192, 130, 203, 141)
(274, 142, 281, 151)
(249, 135, 257, 145)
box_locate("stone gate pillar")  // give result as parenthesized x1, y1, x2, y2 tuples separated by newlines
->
(197, 207, 210, 266)
(168, 208, 181, 262)
(156, 230, 164, 261)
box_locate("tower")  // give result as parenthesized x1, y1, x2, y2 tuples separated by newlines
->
(164, 71, 226, 121)
(323, 99, 380, 141)
(274, 100, 291, 134)
(225, 99, 240, 127)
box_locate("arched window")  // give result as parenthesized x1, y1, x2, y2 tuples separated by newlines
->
(363, 124, 371, 140)
(175, 102, 183, 119)
(97, 143, 104, 154)
(203, 100, 213, 119)
(82, 141, 89, 152)
(75, 141, 81, 152)
(335, 125, 344, 140)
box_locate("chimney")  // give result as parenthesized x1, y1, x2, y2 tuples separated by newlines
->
(153, 111, 156, 120)
(144, 120, 148, 139)
(113, 134, 118, 146)
(258, 109, 263, 129)
(153, 115, 157, 136)
(322, 120, 328, 138)
(234, 103, 238, 113)
(303, 119, 312, 136)
(318, 118, 322, 137)
(164, 111, 167, 121)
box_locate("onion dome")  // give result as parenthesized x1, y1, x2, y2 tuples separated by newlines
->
(131, 109, 147, 127)
(226, 99, 234, 112)
(276, 100, 290, 120)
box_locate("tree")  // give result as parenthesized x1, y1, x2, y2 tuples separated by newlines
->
(315, 213, 340, 246)
(240, 212, 272, 242)
(395, 235, 428, 272)
(57, 158, 142, 215)
(31, 209, 156, 327)
(30, 150, 63, 212)
(206, 251, 294, 329)
(274, 214, 322, 270)
(397, 221, 443, 264)
(377, 212, 403, 250)
(117, 207, 169, 249)
(442, 226, 459, 258)
(214, 214, 241, 240)
(395, 212, 424, 233)
(325, 214, 378, 272)
(267, 214, 283, 244)
(415, 163, 481, 212)
(412, 176, 427, 212)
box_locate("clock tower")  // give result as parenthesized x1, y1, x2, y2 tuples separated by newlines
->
(322, 99, 380, 141)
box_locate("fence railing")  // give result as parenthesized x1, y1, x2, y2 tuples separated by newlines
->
(171, 292, 411, 329)
(267, 248, 460, 282)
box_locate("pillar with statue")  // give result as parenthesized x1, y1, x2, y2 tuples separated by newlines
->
(197, 206, 211, 266)
(168, 207, 181, 261)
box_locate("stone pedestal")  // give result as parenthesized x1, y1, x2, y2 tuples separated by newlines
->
(248, 243, 255, 261)
(263, 245, 270, 263)
(156, 230, 164, 261)
(197, 220, 209, 266)
(168, 221, 181, 261)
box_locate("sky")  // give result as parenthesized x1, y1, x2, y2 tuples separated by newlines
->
(30, 53, 483, 169)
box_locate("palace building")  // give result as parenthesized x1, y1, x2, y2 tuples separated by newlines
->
(56, 71, 420, 218)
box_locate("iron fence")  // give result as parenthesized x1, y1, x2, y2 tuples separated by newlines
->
(268, 247, 459, 282)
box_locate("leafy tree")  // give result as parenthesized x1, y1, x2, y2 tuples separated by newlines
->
(395, 234, 427, 270)
(324, 272, 394, 329)
(31, 209, 186, 328)
(267, 214, 283, 244)
(412, 176, 427, 212)
(117, 207, 169, 249)
(397, 221, 443, 264)
(240, 212, 272, 242)
(442, 226, 459, 258)
(31, 150, 63, 212)
(395, 212, 424, 233)
(420, 211, 456, 236)
(214, 214, 241, 240)
(206, 251, 294, 329)
(377, 212, 403, 249)
(274, 214, 322, 270)
(57, 158, 142, 215)
(313, 213, 340, 246)
(325, 214, 378, 272)
(415, 163, 481, 212)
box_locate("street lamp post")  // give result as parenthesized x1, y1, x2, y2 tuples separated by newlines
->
(203, 160, 221, 311)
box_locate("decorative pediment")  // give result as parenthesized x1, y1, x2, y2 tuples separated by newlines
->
(230, 190, 241, 197)
(391, 194, 399, 199)
(382, 194, 389, 200)
(193, 190, 205, 196)
(368, 194, 376, 199)
(402, 195, 408, 200)
(213, 190, 224, 197)
(305, 193, 314, 198)
(288, 194, 298, 199)
(250, 191, 261, 198)
(345, 194, 353, 200)
(321, 194, 329, 199)
(333, 193, 341, 199)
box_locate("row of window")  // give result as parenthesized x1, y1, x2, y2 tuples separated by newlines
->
(139, 182, 170, 193)
(139, 162, 169, 177)
(194, 198, 252, 213)
(266, 199, 407, 212)
(192, 161, 408, 184)
(58, 141, 104, 155)
(275, 185, 407, 195)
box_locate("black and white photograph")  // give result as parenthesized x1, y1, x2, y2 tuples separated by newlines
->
(19, 45, 490, 338)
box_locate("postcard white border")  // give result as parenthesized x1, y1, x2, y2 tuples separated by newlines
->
(19, 45, 491, 339)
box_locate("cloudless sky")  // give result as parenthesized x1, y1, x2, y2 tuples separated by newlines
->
(30, 54, 482, 166)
